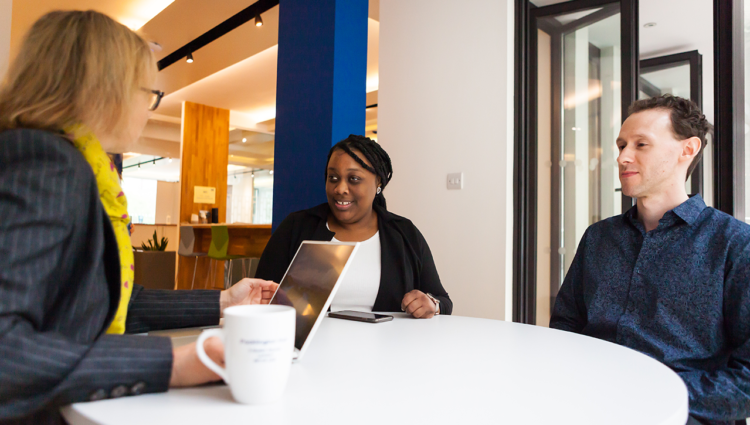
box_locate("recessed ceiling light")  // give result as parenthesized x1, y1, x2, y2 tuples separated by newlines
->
(242, 138, 247, 143)
(643, 22, 657, 28)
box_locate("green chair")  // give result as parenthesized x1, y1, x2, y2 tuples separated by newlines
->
(207, 226, 247, 289)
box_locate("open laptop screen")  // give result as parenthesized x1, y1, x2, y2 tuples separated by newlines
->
(270, 242, 357, 350)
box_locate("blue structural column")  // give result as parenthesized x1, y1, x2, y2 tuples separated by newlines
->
(272, 0, 368, 230)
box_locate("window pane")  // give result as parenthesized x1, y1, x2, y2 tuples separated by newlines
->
(122, 177, 157, 225)
(536, 7, 622, 326)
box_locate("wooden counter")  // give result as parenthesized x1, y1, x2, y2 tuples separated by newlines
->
(189, 223, 272, 257)
(176, 223, 272, 290)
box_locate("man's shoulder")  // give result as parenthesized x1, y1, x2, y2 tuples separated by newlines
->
(697, 206, 750, 248)
(700, 206, 749, 229)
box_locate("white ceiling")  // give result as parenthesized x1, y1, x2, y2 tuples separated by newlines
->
(143, 1, 281, 97)
(155, 17, 380, 130)
(127, 0, 381, 173)
(8, 0, 175, 61)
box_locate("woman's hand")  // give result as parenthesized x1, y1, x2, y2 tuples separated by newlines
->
(219, 278, 279, 316)
(170, 337, 223, 387)
(401, 290, 437, 319)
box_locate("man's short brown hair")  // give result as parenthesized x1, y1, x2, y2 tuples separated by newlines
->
(628, 94, 713, 181)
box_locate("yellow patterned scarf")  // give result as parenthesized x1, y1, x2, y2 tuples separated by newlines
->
(67, 124, 133, 334)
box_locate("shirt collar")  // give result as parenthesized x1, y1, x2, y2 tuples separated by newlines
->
(672, 194, 707, 225)
(625, 194, 706, 228)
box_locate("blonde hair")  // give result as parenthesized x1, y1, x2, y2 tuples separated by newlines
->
(0, 10, 156, 141)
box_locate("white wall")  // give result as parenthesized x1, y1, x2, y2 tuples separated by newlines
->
(155, 181, 180, 224)
(0, 0, 11, 79)
(379, 0, 515, 321)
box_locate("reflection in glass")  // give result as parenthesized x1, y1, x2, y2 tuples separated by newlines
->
(639, 63, 691, 100)
(536, 7, 622, 325)
(271, 243, 356, 349)
(559, 12, 622, 282)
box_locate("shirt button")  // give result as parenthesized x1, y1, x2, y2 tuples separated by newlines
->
(131, 382, 146, 395)
(89, 389, 107, 401)
(111, 385, 128, 398)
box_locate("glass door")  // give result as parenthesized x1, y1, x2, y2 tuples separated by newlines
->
(518, 0, 639, 326)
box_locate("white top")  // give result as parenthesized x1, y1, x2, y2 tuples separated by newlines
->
(329, 231, 381, 312)
(63, 315, 689, 425)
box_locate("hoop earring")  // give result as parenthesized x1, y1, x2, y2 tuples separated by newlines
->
(376, 187, 382, 195)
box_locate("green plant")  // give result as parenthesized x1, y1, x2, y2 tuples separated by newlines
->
(141, 230, 168, 251)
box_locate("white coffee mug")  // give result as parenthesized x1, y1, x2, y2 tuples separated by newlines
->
(196, 305, 296, 404)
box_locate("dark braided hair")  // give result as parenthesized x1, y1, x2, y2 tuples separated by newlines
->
(325, 134, 393, 209)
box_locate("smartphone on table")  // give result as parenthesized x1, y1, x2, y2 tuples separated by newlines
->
(328, 310, 393, 323)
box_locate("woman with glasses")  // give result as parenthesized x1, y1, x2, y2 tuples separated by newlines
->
(0, 10, 276, 423)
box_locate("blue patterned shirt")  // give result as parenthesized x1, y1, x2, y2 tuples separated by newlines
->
(550, 195, 750, 425)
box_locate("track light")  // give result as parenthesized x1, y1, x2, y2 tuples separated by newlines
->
(168, 158, 173, 163)
(255, 12, 263, 27)
(186, 51, 194, 63)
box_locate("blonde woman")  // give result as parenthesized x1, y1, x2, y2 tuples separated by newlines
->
(0, 10, 276, 423)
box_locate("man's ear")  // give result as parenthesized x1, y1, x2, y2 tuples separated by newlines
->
(681, 136, 702, 163)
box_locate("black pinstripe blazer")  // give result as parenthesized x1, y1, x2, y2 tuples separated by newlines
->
(0, 129, 221, 424)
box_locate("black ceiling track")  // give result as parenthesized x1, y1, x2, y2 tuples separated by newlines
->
(157, 0, 280, 71)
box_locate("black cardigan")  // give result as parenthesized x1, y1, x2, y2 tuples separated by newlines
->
(255, 203, 452, 315)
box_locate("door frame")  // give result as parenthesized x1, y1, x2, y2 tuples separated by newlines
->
(513, 0, 639, 325)
(713, 0, 745, 219)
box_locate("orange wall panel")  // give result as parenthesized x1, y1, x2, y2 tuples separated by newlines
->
(177, 101, 229, 290)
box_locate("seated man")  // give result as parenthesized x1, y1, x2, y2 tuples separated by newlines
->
(550, 94, 750, 425)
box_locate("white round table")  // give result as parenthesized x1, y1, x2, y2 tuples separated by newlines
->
(62, 314, 688, 425)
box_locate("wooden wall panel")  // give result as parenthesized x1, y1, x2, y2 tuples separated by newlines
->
(176, 101, 230, 290)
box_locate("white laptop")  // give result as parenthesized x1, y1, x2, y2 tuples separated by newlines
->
(269, 240, 360, 362)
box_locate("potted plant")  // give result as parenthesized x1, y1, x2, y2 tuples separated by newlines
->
(133, 230, 176, 290)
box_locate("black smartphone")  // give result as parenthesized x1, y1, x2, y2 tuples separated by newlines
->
(328, 310, 394, 323)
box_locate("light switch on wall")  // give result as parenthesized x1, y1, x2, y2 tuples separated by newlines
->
(447, 172, 463, 190)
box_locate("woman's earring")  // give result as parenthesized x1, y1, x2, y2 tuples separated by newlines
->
(376, 187, 382, 195)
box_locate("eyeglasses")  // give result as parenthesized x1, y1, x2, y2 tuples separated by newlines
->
(141, 88, 165, 111)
